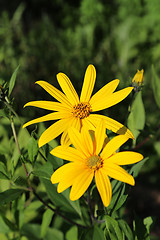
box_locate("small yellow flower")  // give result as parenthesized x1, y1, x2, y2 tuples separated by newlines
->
(132, 69, 144, 91)
(23, 65, 133, 147)
(50, 122, 143, 207)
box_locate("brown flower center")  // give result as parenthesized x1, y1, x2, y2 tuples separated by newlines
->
(86, 155, 103, 170)
(72, 102, 92, 119)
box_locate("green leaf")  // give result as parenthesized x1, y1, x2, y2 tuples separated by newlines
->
(92, 226, 105, 240)
(21, 223, 63, 240)
(41, 209, 53, 238)
(80, 226, 105, 240)
(0, 110, 9, 119)
(66, 225, 78, 240)
(118, 219, 133, 240)
(32, 162, 53, 180)
(0, 216, 11, 234)
(152, 65, 160, 108)
(133, 213, 150, 240)
(105, 215, 123, 240)
(127, 91, 145, 140)
(0, 162, 9, 180)
(17, 193, 25, 229)
(27, 136, 39, 163)
(8, 65, 19, 96)
(143, 217, 153, 236)
(0, 189, 23, 206)
(108, 181, 127, 214)
(129, 157, 148, 178)
(42, 178, 82, 217)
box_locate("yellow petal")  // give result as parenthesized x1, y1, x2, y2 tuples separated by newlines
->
(81, 127, 93, 155)
(51, 163, 72, 183)
(24, 101, 71, 112)
(70, 168, 94, 201)
(50, 145, 85, 163)
(23, 112, 69, 129)
(90, 79, 119, 110)
(88, 114, 134, 139)
(107, 151, 143, 165)
(101, 135, 129, 160)
(93, 121, 106, 155)
(95, 168, 112, 207)
(80, 65, 96, 102)
(68, 127, 90, 157)
(91, 86, 133, 111)
(60, 117, 81, 146)
(81, 118, 96, 131)
(57, 73, 79, 105)
(103, 163, 135, 186)
(36, 81, 71, 107)
(38, 118, 72, 147)
(57, 163, 86, 193)
(51, 162, 85, 192)
(60, 130, 72, 147)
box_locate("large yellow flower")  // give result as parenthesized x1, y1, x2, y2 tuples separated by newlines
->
(50, 122, 143, 207)
(23, 65, 133, 147)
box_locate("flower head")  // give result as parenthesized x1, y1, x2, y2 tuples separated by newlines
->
(132, 69, 144, 91)
(23, 65, 133, 147)
(50, 122, 143, 207)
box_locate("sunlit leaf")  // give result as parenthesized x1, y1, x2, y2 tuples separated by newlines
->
(152, 65, 160, 108)
(8, 65, 19, 96)
(41, 209, 53, 238)
(105, 215, 123, 240)
(27, 136, 39, 163)
(0, 189, 23, 206)
(127, 91, 145, 140)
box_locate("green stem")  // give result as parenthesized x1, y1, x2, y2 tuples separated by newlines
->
(33, 189, 88, 229)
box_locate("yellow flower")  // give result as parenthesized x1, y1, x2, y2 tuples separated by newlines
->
(50, 122, 143, 207)
(132, 69, 144, 90)
(23, 65, 133, 147)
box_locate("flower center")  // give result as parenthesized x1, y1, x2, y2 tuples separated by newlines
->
(86, 155, 103, 170)
(72, 102, 92, 119)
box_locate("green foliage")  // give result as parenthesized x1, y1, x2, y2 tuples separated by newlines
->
(0, 1, 159, 239)
(151, 65, 160, 108)
(127, 91, 145, 142)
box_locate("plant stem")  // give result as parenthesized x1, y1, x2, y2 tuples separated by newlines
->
(33, 189, 87, 229)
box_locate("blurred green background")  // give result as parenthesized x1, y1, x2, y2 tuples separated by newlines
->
(0, 0, 160, 237)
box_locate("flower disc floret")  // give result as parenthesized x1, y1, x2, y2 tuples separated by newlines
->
(86, 155, 103, 170)
(72, 102, 92, 119)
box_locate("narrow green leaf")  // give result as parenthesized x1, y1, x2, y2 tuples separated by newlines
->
(93, 226, 105, 240)
(0, 189, 23, 206)
(0, 216, 11, 234)
(17, 193, 25, 229)
(41, 209, 53, 238)
(8, 65, 19, 96)
(129, 157, 148, 178)
(66, 225, 78, 240)
(42, 178, 82, 217)
(32, 162, 53, 180)
(0, 110, 9, 119)
(105, 215, 123, 240)
(127, 91, 145, 140)
(79, 226, 105, 240)
(21, 223, 63, 240)
(27, 136, 39, 163)
(118, 219, 133, 240)
(152, 65, 160, 108)
(108, 181, 126, 214)
(0, 172, 9, 180)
